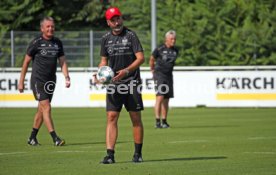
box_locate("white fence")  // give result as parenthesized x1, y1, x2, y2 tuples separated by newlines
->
(0, 66, 276, 107)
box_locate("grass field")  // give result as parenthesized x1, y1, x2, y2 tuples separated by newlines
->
(0, 107, 276, 175)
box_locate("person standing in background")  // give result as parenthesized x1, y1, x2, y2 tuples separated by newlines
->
(149, 30, 178, 128)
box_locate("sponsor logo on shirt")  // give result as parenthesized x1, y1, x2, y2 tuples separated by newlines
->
(107, 47, 114, 54)
(40, 49, 47, 55)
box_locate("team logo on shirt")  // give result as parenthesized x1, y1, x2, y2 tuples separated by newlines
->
(122, 38, 128, 46)
(162, 55, 167, 60)
(107, 47, 114, 54)
(40, 49, 47, 55)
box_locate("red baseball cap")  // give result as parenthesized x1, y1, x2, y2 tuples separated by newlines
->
(105, 7, 122, 20)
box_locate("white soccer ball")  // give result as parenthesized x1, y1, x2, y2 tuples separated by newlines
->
(97, 66, 114, 84)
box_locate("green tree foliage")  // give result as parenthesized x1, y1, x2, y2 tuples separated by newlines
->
(0, 0, 275, 66)
(0, 0, 43, 32)
(63, 0, 108, 30)
(0, 0, 108, 32)
(156, 0, 276, 65)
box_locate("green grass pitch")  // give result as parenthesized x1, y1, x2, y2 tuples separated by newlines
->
(0, 107, 276, 175)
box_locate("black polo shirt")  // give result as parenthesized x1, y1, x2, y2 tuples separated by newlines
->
(152, 44, 178, 79)
(27, 35, 64, 82)
(100, 27, 143, 84)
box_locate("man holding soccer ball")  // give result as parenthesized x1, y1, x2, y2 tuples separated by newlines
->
(95, 7, 145, 164)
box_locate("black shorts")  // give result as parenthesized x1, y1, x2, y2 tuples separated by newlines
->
(106, 81, 144, 112)
(154, 76, 174, 99)
(31, 79, 56, 102)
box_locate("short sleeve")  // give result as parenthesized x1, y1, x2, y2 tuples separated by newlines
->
(130, 32, 143, 53)
(152, 48, 159, 59)
(57, 39, 65, 57)
(26, 39, 38, 57)
(100, 36, 108, 57)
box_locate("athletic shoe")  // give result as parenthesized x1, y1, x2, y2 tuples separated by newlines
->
(27, 138, 40, 146)
(155, 122, 162, 128)
(132, 153, 143, 163)
(161, 122, 170, 128)
(100, 155, 115, 164)
(54, 137, 65, 146)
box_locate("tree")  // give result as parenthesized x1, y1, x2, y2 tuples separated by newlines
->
(0, 0, 44, 32)
(156, 0, 276, 65)
(1, 0, 275, 66)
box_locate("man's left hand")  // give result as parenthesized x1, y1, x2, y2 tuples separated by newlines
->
(113, 69, 128, 82)
(65, 76, 71, 88)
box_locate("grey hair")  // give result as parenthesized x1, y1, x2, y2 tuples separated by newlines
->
(165, 30, 176, 38)
(40, 17, 54, 27)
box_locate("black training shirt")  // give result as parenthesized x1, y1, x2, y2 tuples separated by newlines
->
(152, 44, 178, 78)
(27, 35, 64, 82)
(100, 27, 143, 84)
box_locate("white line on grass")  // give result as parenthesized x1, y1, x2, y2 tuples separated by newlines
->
(248, 137, 276, 140)
(243, 152, 276, 155)
(81, 146, 94, 149)
(55, 150, 121, 153)
(0, 152, 27, 156)
(55, 150, 87, 153)
(169, 140, 208, 144)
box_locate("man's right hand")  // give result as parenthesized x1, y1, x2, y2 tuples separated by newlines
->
(92, 73, 102, 84)
(18, 83, 24, 93)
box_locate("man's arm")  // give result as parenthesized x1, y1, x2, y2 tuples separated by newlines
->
(113, 51, 145, 81)
(149, 55, 155, 73)
(98, 56, 108, 67)
(18, 55, 32, 93)
(92, 56, 108, 83)
(59, 56, 70, 88)
(126, 51, 145, 73)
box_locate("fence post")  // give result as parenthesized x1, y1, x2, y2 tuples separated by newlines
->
(10, 30, 14, 67)
(151, 0, 156, 52)
(89, 30, 94, 67)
